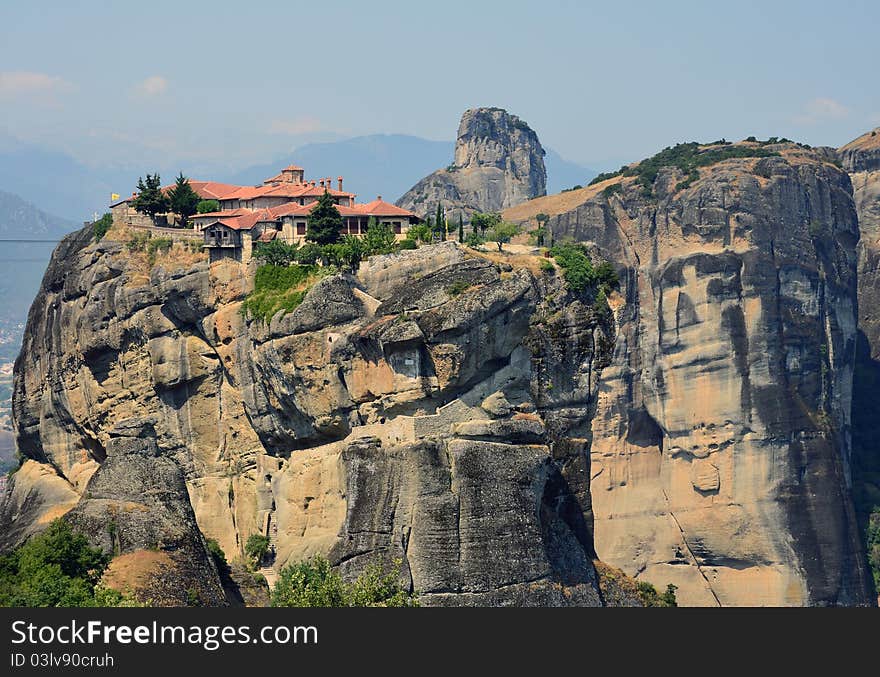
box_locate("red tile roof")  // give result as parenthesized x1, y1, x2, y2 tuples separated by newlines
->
(358, 199, 418, 217)
(203, 208, 277, 231)
(160, 180, 242, 200)
(219, 184, 354, 201)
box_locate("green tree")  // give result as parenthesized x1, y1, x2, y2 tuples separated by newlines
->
(271, 555, 418, 607)
(406, 223, 432, 244)
(131, 173, 168, 217)
(0, 519, 132, 607)
(253, 239, 299, 267)
(197, 199, 219, 214)
(296, 242, 323, 265)
(486, 221, 520, 251)
(244, 533, 270, 566)
(471, 211, 501, 235)
(306, 191, 343, 245)
(340, 234, 366, 271)
(458, 213, 464, 243)
(362, 217, 397, 255)
(167, 173, 201, 227)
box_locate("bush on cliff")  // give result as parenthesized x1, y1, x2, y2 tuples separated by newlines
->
(271, 556, 418, 607)
(0, 520, 136, 607)
(636, 581, 678, 607)
(550, 244, 618, 294)
(93, 213, 113, 241)
(241, 264, 323, 323)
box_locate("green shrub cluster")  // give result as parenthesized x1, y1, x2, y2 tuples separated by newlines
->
(405, 223, 432, 244)
(588, 141, 781, 197)
(549, 244, 619, 318)
(446, 279, 471, 296)
(549, 244, 618, 292)
(636, 581, 678, 607)
(465, 232, 485, 248)
(241, 264, 323, 323)
(93, 213, 113, 241)
(271, 555, 418, 607)
(0, 520, 137, 607)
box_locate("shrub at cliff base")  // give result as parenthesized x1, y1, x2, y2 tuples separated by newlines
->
(241, 264, 324, 323)
(636, 582, 678, 607)
(271, 556, 418, 607)
(0, 520, 138, 607)
(244, 533, 270, 566)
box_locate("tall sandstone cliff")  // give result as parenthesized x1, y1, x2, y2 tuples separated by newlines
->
(505, 141, 873, 605)
(1, 235, 638, 606)
(840, 128, 880, 538)
(396, 107, 547, 218)
(3, 138, 875, 607)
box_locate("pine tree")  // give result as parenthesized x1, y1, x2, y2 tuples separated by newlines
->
(458, 213, 464, 243)
(167, 173, 201, 227)
(132, 173, 168, 217)
(306, 191, 344, 245)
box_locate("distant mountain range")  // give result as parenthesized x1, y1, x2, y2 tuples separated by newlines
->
(0, 191, 77, 330)
(0, 189, 77, 239)
(0, 133, 595, 223)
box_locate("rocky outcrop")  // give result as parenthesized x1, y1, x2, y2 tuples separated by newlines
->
(505, 141, 873, 606)
(840, 128, 880, 562)
(396, 108, 546, 218)
(1, 232, 633, 606)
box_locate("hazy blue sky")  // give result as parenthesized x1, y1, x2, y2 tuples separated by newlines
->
(1, 0, 878, 171)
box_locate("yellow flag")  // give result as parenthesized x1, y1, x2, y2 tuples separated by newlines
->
(111, 193, 120, 201)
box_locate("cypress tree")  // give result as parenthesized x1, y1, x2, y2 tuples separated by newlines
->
(435, 203, 445, 241)
(458, 213, 464, 243)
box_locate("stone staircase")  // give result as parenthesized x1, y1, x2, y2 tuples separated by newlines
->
(258, 511, 279, 589)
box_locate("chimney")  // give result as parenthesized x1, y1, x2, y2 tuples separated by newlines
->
(377, 195, 382, 202)
(338, 176, 343, 191)
(319, 179, 325, 190)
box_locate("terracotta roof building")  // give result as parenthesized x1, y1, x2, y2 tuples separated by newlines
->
(180, 164, 421, 263)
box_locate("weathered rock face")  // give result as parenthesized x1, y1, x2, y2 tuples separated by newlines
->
(840, 129, 880, 554)
(2, 234, 631, 606)
(505, 142, 873, 606)
(396, 108, 546, 218)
